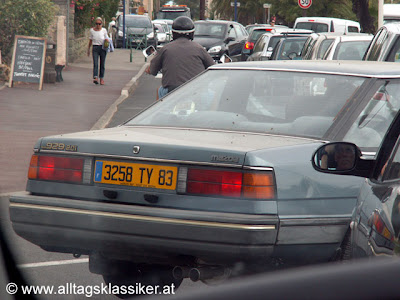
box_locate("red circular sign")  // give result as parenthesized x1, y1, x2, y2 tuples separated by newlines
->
(298, 0, 312, 9)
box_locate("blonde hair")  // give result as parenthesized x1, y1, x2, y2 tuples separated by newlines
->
(95, 17, 103, 24)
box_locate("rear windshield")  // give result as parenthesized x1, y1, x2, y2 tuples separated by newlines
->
(250, 29, 273, 42)
(296, 22, 329, 33)
(333, 41, 372, 60)
(123, 17, 151, 28)
(194, 23, 226, 38)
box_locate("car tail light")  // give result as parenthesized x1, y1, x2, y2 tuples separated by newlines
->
(372, 211, 394, 242)
(28, 154, 92, 184)
(244, 42, 254, 50)
(264, 28, 273, 32)
(177, 167, 275, 199)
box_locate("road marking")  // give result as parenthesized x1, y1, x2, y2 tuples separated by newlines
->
(18, 258, 89, 269)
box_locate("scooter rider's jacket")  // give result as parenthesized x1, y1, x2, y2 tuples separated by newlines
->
(148, 37, 215, 91)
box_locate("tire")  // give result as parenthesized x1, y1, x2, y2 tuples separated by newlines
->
(102, 264, 183, 299)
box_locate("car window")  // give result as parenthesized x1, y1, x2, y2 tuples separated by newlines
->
(233, 24, 245, 39)
(343, 80, 400, 148)
(386, 36, 400, 62)
(253, 35, 267, 53)
(347, 26, 359, 33)
(296, 22, 329, 33)
(125, 17, 151, 28)
(194, 23, 226, 38)
(366, 28, 389, 61)
(333, 41, 371, 60)
(127, 70, 366, 139)
(228, 25, 236, 39)
(317, 39, 334, 59)
(382, 140, 400, 181)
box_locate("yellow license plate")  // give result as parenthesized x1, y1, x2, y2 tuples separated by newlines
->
(94, 160, 177, 190)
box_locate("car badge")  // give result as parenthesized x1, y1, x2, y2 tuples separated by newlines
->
(133, 146, 140, 154)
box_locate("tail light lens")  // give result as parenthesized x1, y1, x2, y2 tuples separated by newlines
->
(28, 154, 92, 184)
(244, 42, 254, 50)
(372, 211, 394, 242)
(178, 167, 275, 199)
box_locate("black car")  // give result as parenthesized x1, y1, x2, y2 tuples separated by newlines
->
(312, 86, 400, 259)
(193, 20, 248, 62)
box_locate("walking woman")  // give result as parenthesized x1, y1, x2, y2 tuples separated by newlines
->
(87, 17, 108, 85)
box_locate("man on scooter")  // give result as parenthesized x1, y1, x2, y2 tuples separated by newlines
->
(146, 16, 215, 99)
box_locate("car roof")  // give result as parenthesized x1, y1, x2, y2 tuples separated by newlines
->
(335, 34, 373, 42)
(209, 60, 400, 77)
(381, 22, 400, 32)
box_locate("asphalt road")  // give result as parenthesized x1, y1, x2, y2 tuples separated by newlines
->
(1, 73, 208, 299)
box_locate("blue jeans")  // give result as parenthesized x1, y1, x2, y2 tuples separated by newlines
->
(158, 86, 169, 99)
(92, 45, 107, 78)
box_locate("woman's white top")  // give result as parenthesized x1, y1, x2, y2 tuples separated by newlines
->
(90, 28, 108, 46)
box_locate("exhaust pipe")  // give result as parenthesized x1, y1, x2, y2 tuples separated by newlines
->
(189, 266, 226, 282)
(172, 266, 191, 280)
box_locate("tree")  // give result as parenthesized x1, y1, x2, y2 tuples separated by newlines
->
(0, 0, 56, 65)
(74, 0, 119, 37)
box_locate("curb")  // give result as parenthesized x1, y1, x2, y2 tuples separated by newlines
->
(90, 62, 149, 130)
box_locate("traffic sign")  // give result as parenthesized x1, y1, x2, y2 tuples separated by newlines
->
(230, 2, 240, 7)
(298, 0, 312, 9)
(263, 3, 271, 8)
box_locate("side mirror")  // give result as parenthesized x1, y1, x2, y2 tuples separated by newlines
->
(143, 45, 156, 58)
(312, 142, 360, 172)
(219, 54, 232, 63)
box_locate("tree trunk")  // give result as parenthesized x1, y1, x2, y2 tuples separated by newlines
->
(352, 0, 376, 33)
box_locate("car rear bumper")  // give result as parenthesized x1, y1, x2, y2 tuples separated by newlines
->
(9, 192, 278, 262)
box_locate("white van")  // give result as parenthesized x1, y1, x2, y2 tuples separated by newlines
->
(294, 17, 361, 34)
(384, 4, 400, 24)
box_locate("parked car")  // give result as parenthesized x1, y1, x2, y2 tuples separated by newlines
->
(269, 36, 309, 60)
(294, 17, 361, 33)
(321, 34, 373, 60)
(312, 89, 400, 259)
(240, 25, 289, 61)
(10, 61, 400, 296)
(115, 14, 157, 48)
(301, 32, 348, 60)
(152, 20, 171, 47)
(363, 23, 400, 62)
(247, 29, 313, 61)
(193, 20, 248, 62)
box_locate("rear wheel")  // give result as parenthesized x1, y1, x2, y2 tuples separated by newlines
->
(102, 264, 183, 299)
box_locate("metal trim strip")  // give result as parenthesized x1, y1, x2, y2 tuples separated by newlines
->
(10, 203, 276, 231)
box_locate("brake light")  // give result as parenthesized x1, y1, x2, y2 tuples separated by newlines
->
(372, 211, 394, 241)
(308, 19, 315, 22)
(28, 154, 90, 184)
(265, 28, 273, 32)
(179, 167, 275, 199)
(245, 42, 254, 50)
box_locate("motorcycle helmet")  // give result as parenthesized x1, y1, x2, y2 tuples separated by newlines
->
(172, 16, 195, 40)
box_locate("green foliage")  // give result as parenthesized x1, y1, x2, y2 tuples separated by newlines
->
(0, 0, 56, 65)
(73, 0, 119, 37)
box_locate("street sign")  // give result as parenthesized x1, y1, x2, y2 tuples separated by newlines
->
(230, 2, 240, 7)
(263, 3, 271, 8)
(298, 0, 312, 9)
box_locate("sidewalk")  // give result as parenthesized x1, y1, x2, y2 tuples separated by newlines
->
(0, 48, 149, 194)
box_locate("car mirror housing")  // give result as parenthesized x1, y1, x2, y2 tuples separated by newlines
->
(312, 142, 374, 178)
(225, 37, 235, 43)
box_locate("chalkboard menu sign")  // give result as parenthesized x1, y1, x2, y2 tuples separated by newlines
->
(9, 35, 47, 90)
